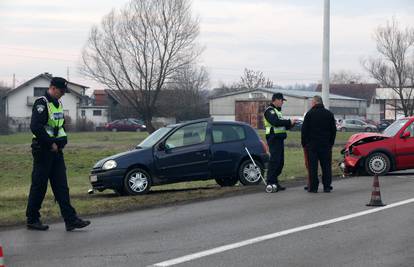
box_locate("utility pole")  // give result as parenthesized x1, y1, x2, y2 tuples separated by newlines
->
(322, 0, 330, 109)
(67, 66, 70, 81)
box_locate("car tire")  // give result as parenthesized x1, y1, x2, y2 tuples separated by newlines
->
(112, 128, 117, 132)
(215, 177, 238, 187)
(238, 160, 263, 185)
(124, 168, 152, 195)
(341, 127, 347, 132)
(364, 152, 391, 176)
(365, 127, 372, 132)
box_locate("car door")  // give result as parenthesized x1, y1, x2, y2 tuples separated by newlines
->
(210, 124, 246, 178)
(354, 120, 364, 131)
(154, 121, 211, 181)
(395, 120, 414, 169)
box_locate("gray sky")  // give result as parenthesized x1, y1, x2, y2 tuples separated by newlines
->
(0, 0, 413, 89)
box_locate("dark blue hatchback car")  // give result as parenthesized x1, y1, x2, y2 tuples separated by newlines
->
(90, 119, 269, 195)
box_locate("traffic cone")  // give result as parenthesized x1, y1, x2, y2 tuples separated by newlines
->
(366, 175, 386, 207)
(0, 245, 4, 267)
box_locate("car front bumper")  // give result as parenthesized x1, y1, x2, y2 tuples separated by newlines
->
(340, 154, 362, 176)
(89, 168, 127, 191)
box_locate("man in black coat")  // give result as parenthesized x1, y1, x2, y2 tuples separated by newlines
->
(301, 95, 336, 193)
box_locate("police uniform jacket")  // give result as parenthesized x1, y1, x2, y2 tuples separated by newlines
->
(264, 104, 292, 140)
(30, 92, 67, 151)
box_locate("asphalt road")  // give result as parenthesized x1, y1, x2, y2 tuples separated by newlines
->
(1, 173, 414, 267)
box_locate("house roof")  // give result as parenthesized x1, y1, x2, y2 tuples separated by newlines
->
(210, 87, 365, 101)
(6, 73, 88, 98)
(315, 83, 379, 102)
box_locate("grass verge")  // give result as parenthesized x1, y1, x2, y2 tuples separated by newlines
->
(0, 131, 351, 227)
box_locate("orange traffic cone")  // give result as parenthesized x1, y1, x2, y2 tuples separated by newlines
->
(0, 245, 4, 267)
(366, 175, 386, 207)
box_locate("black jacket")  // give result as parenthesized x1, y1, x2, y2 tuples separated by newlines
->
(30, 92, 67, 150)
(264, 104, 292, 140)
(301, 104, 336, 148)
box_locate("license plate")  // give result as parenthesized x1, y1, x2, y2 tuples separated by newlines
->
(90, 175, 97, 182)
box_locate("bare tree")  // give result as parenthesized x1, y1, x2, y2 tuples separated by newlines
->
(239, 68, 273, 89)
(363, 18, 414, 116)
(330, 70, 364, 84)
(167, 64, 209, 121)
(80, 0, 201, 132)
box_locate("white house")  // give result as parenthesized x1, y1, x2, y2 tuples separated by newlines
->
(4, 73, 89, 131)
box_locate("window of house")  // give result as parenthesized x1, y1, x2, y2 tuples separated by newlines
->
(34, 87, 48, 96)
(81, 110, 86, 117)
(212, 125, 246, 143)
(93, 110, 102, 116)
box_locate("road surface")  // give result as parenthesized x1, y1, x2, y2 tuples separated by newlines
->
(1, 173, 413, 267)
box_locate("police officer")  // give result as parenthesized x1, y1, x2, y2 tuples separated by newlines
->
(26, 77, 91, 231)
(301, 95, 336, 193)
(263, 93, 296, 193)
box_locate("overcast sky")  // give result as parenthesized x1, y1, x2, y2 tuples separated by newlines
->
(0, 0, 413, 89)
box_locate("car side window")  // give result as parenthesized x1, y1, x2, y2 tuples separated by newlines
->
(212, 125, 246, 143)
(404, 122, 414, 137)
(165, 122, 207, 148)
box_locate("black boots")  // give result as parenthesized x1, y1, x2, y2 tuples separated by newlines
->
(27, 220, 49, 231)
(65, 218, 91, 231)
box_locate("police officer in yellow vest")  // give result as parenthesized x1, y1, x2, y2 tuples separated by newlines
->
(26, 77, 90, 231)
(263, 93, 296, 193)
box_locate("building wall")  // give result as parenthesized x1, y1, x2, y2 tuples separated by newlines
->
(210, 90, 368, 124)
(79, 106, 109, 127)
(211, 115, 236, 121)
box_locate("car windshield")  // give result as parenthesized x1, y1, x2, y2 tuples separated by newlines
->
(137, 127, 172, 148)
(382, 119, 409, 137)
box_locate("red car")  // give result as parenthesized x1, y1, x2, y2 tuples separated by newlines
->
(105, 119, 147, 132)
(340, 117, 414, 176)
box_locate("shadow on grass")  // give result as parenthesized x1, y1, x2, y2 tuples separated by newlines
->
(85, 185, 235, 199)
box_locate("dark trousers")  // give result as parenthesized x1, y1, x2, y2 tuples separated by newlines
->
(266, 137, 284, 184)
(26, 149, 77, 223)
(306, 146, 332, 191)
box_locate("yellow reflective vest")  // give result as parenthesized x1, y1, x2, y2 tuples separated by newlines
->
(33, 96, 67, 138)
(263, 106, 287, 135)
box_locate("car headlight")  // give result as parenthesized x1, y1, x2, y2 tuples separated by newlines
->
(102, 160, 117, 170)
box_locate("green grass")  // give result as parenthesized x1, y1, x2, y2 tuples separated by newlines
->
(0, 130, 352, 226)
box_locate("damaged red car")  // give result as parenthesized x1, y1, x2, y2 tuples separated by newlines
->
(340, 117, 414, 176)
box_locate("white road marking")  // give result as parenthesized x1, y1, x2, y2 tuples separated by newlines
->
(149, 197, 414, 267)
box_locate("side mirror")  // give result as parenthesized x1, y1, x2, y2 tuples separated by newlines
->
(401, 131, 411, 139)
(157, 142, 166, 151)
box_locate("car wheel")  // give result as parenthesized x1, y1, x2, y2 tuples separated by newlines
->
(124, 168, 152, 195)
(215, 177, 238, 187)
(365, 127, 372, 132)
(112, 128, 117, 132)
(341, 127, 347, 132)
(364, 152, 390, 176)
(238, 160, 263, 185)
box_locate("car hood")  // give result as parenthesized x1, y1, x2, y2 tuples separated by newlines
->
(345, 132, 389, 149)
(93, 147, 150, 168)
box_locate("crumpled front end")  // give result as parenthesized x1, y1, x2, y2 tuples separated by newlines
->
(340, 133, 389, 176)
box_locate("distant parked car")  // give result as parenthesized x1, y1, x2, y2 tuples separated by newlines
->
(336, 119, 377, 132)
(377, 120, 394, 132)
(90, 119, 269, 195)
(340, 117, 414, 176)
(290, 119, 303, 131)
(105, 119, 146, 132)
